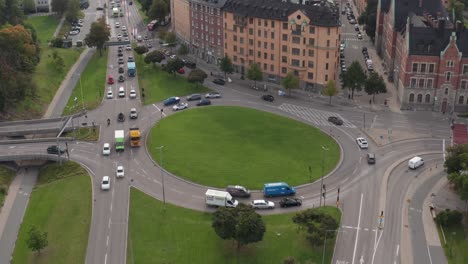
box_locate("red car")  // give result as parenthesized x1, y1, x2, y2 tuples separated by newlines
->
(107, 75, 114, 84)
(177, 68, 185, 74)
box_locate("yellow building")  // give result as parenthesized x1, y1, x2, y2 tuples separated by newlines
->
(172, 0, 191, 43)
(222, 0, 341, 89)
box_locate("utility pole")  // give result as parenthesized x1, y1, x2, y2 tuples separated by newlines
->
(319, 146, 329, 207)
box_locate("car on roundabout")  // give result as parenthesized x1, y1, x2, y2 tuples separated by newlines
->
(205, 92, 221, 99)
(356, 137, 368, 149)
(46, 145, 66, 155)
(187, 93, 202, 101)
(102, 143, 111, 155)
(172, 102, 188, 111)
(130, 108, 138, 119)
(196, 99, 211, 106)
(101, 176, 110, 190)
(251, 200, 275, 209)
(328, 116, 343, 125)
(117, 112, 125, 122)
(116, 166, 124, 178)
(261, 94, 274, 102)
(279, 198, 302, 208)
(212, 79, 225, 85)
(163, 96, 180, 106)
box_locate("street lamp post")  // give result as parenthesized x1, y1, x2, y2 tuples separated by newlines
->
(322, 229, 346, 264)
(156, 146, 166, 206)
(319, 145, 329, 207)
(79, 74, 84, 110)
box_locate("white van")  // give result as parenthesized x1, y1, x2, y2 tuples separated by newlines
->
(408, 156, 424, 169)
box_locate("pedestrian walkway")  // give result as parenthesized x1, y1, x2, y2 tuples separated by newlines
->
(279, 103, 356, 128)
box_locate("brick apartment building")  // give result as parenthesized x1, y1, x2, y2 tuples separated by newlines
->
(189, 0, 226, 64)
(172, 0, 191, 43)
(375, 0, 468, 113)
(222, 0, 341, 90)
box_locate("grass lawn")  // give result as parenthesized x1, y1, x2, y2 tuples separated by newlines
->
(62, 50, 108, 115)
(147, 106, 340, 189)
(12, 162, 92, 264)
(26, 16, 59, 46)
(61, 126, 100, 141)
(128, 188, 341, 264)
(135, 54, 210, 104)
(438, 222, 468, 263)
(0, 166, 15, 208)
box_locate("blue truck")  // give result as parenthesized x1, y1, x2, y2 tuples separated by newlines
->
(263, 182, 296, 197)
(127, 62, 136, 77)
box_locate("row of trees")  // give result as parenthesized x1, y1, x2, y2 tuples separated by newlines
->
(51, 0, 82, 23)
(137, 0, 170, 22)
(445, 144, 468, 213)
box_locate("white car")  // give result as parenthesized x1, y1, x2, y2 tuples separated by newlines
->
(251, 200, 275, 209)
(117, 33, 122, 41)
(115, 22, 120, 28)
(169, 54, 177, 59)
(106, 90, 113, 99)
(130, 108, 138, 119)
(122, 26, 127, 31)
(172, 102, 188, 111)
(69, 30, 80, 35)
(356, 137, 368, 149)
(205, 92, 221, 99)
(137, 35, 142, 42)
(101, 176, 110, 190)
(125, 45, 132, 51)
(124, 37, 129, 42)
(116, 166, 124, 178)
(118, 86, 125, 97)
(129, 89, 137, 98)
(102, 143, 111, 155)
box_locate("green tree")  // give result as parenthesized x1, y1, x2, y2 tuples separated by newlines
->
(144, 50, 165, 66)
(65, 0, 81, 23)
(246, 63, 263, 88)
(148, 0, 169, 22)
(134, 45, 149, 55)
(187, 68, 207, 84)
(436, 209, 463, 227)
(292, 209, 339, 246)
(212, 204, 266, 250)
(165, 31, 177, 45)
(323, 80, 338, 104)
(219, 56, 234, 79)
(344, 61, 366, 99)
(281, 72, 300, 96)
(50, 50, 65, 73)
(449, 0, 465, 24)
(358, 0, 377, 40)
(84, 17, 110, 56)
(158, 30, 167, 41)
(165, 58, 185, 75)
(364, 72, 387, 102)
(3, 0, 24, 25)
(51, 0, 69, 15)
(177, 43, 189, 55)
(23, 0, 36, 14)
(26, 226, 48, 253)
(139, 0, 152, 13)
(444, 144, 468, 174)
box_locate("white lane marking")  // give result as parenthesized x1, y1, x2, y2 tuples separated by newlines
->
(106, 235, 109, 246)
(104, 253, 108, 264)
(169, 188, 183, 195)
(352, 193, 364, 264)
(427, 245, 434, 264)
(110, 201, 113, 212)
(370, 115, 377, 129)
(442, 139, 446, 161)
(152, 104, 167, 117)
(360, 256, 364, 264)
(396, 244, 400, 256)
(8, 146, 16, 149)
(371, 230, 383, 264)
(108, 218, 111, 229)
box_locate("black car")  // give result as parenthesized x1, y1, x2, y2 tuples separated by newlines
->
(362, 47, 368, 53)
(118, 66, 124, 73)
(187, 93, 202, 101)
(279, 198, 302, 208)
(117, 112, 125, 122)
(367, 153, 376, 164)
(196, 99, 211, 106)
(328, 116, 343, 125)
(96, 6, 104, 10)
(213, 79, 226, 85)
(117, 52, 123, 57)
(47, 145, 66, 155)
(262, 94, 274, 102)
(185, 61, 196, 69)
(118, 75, 125, 82)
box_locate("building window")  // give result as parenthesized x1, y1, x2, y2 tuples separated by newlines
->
(445, 88, 449, 95)
(233, 56, 237, 62)
(308, 50, 314, 57)
(292, 48, 300, 55)
(282, 67, 287, 73)
(264, 42, 267, 49)
(426, 79, 433, 89)
(264, 63, 267, 70)
(428, 63, 435, 73)
(325, 75, 328, 81)
(282, 45, 287, 52)
(420, 63, 426, 73)
(416, 94, 423, 103)
(292, 59, 300, 66)
(447, 60, 454, 67)
(326, 40, 330, 47)
(271, 32, 275, 39)
(308, 72, 313, 79)
(264, 53, 267, 59)
(264, 20, 268, 27)
(240, 38, 244, 44)
(249, 29, 253, 35)
(233, 45, 237, 52)
(409, 93, 415, 102)
(271, 21, 275, 28)
(270, 65, 274, 71)
(249, 49, 253, 56)
(249, 39, 253, 45)
(308, 38, 315, 45)
(459, 96, 464, 104)
(240, 48, 244, 55)
(446, 72, 452, 82)
(283, 23, 288, 29)
(257, 51, 261, 58)
(410, 78, 417, 88)
(292, 37, 300, 44)
(325, 63, 329, 70)
(282, 34, 288, 41)
(282, 56, 287, 63)
(233, 35, 237, 42)
(425, 94, 431, 103)
(258, 30, 261, 37)
(418, 79, 425, 88)
(461, 80, 468, 89)
(258, 19, 261, 26)
(412, 63, 418, 72)
(308, 61, 314, 68)
(271, 43, 274, 50)
(309, 27, 315, 34)
(270, 54, 274, 60)
(462, 65, 468, 74)
(249, 18, 253, 24)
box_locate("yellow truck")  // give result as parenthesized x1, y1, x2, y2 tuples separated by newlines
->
(129, 128, 140, 147)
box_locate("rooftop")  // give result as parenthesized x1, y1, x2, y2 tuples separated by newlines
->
(191, 0, 227, 8)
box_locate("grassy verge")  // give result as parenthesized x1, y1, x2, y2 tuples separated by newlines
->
(148, 106, 340, 189)
(0, 166, 15, 208)
(135, 54, 210, 104)
(128, 188, 340, 264)
(61, 126, 100, 141)
(62, 50, 108, 115)
(26, 16, 59, 46)
(133, 0, 150, 25)
(12, 162, 92, 264)
(437, 221, 468, 263)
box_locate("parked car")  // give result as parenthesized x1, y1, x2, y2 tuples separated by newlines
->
(279, 198, 302, 208)
(116, 166, 124, 178)
(356, 137, 369, 149)
(128, 56, 135, 62)
(251, 200, 275, 209)
(163, 96, 180, 106)
(185, 61, 196, 69)
(46, 145, 65, 155)
(357, 33, 363, 40)
(107, 75, 114, 84)
(136, 35, 142, 42)
(213, 79, 226, 85)
(172, 102, 188, 111)
(262, 94, 274, 102)
(106, 89, 113, 99)
(205, 92, 221, 99)
(96, 6, 104, 10)
(226, 185, 250, 198)
(129, 108, 138, 119)
(101, 176, 110, 190)
(187, 94, 202, 101)
(328, 116, 343, 125)
(367, 153, 376, 164)
(196, 99, 211, 106)
(69, 30, 80, 35)
(118, 75, 125, 82)
(122, 26, 127, 31)
(117, 112, 125, 122)
(126, 45, 132, 51)
(129, 89, 137, 99)
(115, 22, 120, 28)
(102, 143, 111, 155)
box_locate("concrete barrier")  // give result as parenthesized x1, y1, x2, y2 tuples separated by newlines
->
(0, 137, 74, 145)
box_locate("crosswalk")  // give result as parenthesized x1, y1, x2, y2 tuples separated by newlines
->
(279, 103, 356, 128)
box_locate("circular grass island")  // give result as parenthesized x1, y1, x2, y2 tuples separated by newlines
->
(147, 106, 340, 189)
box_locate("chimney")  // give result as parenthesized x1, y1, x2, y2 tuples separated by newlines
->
(419, 0, 423, 7)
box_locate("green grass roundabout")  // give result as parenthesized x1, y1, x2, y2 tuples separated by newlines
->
(147, 106, 340, 189)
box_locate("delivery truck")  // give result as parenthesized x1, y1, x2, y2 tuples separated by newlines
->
(263, 182, 296, 197)
(127, 62, 136, 77)
(129, 128, 140, 147)
(115, 130, 125, 151)
(113, 7, 119, 17)
(205, 189, 238, 208)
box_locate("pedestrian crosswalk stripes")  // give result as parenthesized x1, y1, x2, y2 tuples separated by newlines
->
(279, 103, 356, 128)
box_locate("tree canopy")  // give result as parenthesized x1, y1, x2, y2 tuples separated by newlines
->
(364, 72, 387, 102)
(445, 144, 468, 203)
(292, 209, 339, 246)
(220, 56, 234, 79)
(358, 0, 377, 40)
(343, 61, 366, 99)
(144, 50, 165, 65)
(246, 63, 263, 88)
(281, 72, 300, 96)
(165, 58, 185, 74)
(84, 17, 110, 56)
(323, 80, 338, 104)
(187, 68, 207, 83)
(212, 204, 266, 250)
(26, 226, 48, 253)
(148, 0, 169, 22)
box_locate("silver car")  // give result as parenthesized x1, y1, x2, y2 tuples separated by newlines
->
(250, 200, 275, 209)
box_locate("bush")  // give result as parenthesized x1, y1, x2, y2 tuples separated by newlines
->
(134, 45, 148, 55)
(436, 209, 463, 227)
(50, 38, 64, 48)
